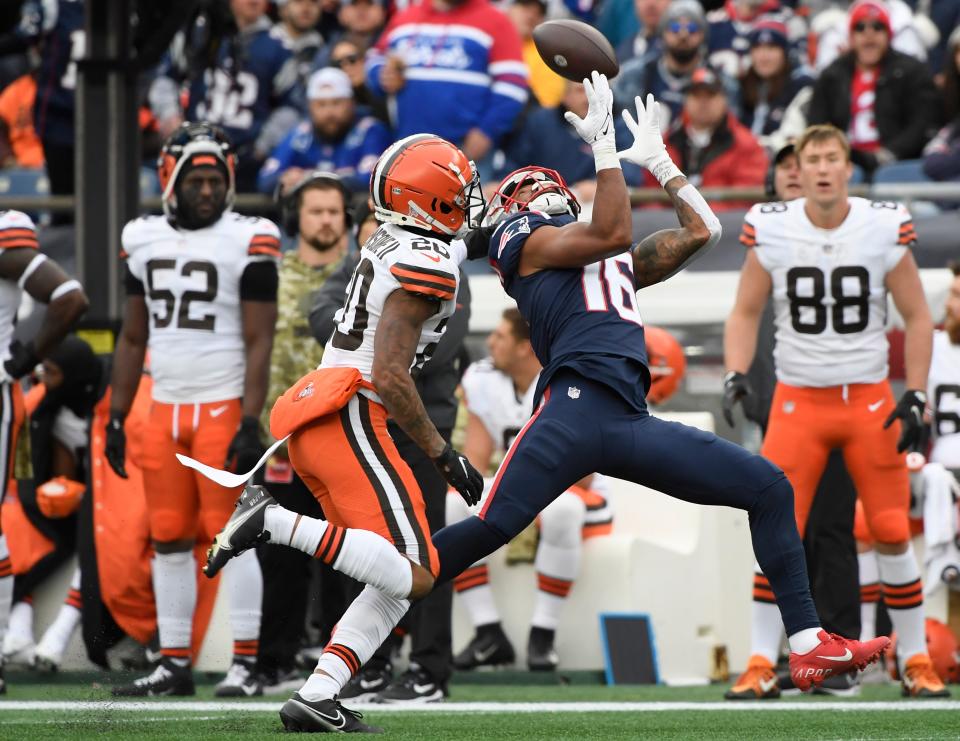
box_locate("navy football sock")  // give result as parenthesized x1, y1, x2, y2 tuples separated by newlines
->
(433, 517, 507, 586)
(748, 475, 820, 636)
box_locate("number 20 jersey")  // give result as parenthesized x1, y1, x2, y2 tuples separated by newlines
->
(321, 223, 466, 382)
(741, 197, 914, 388)
(121, 213, 281, 404)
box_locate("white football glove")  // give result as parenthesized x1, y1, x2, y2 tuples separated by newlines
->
(563, 71, 619, 172)
(617, 94, 683, 187)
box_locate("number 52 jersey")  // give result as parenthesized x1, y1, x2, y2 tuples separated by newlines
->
(121, 213, 281, 404)
(741, 197, 915, 388)
(321, 223, 466, 381)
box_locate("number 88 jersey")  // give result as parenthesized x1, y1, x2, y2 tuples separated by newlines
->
(741, 197, 915, 388)
(321, 224, 466, 382)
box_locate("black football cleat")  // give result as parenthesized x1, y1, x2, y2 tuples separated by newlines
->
(204, 485, 275, 578)
(279, 693, 383, 733)
(340, 663, 394, 703)
(111, 658, 195, 697)
(453, 624, 515, 670)
(527, 627, 560, 672)
(373, 668, 444, 704)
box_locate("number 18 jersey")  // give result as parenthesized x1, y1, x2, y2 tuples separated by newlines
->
(741, 197, 914, 388)
(321, 224, 466, 382)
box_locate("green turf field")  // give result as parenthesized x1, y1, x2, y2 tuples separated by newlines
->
(2, 676, 959, 740)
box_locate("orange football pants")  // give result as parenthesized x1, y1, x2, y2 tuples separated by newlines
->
(287, 393, 438, 576)
(138, 399, 242, 543)
(761, 380, 910, 544)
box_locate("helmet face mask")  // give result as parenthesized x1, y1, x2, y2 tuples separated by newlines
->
(158, 122, 237, 227)
(371, 134, 485, 239)
(484, 166, 580, 226)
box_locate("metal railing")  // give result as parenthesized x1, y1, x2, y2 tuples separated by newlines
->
(2, 182, 960, 213)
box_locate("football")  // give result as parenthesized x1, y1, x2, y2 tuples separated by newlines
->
(532, 19, 619, 83)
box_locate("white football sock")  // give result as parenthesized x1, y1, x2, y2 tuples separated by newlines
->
(299, 585, 410, 701)
(0, 535, 13, 647)
(878, 546, 926, 661)
(788, 627, 824, 656)
(265, 504, 414, 600)
(455, 562, 500, 628)
(152, 550, 197, 658)
(5, 600, 34, 652)
(750, 565, 785, 663)
(37, 568, 81, 661)
(531, 495, 583, 630)
(858, 550, 880, 640)
(223, 548, 262, 651)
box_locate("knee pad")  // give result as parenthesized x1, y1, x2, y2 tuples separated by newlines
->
(149, 510, 195, 543)
(538, 494, 585, 547)
(867, 508, 910, 544)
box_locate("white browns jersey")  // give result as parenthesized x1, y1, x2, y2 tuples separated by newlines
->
(927, 330, 960, 468)
(742, 197, 914, 388)
(322, 224, 465, 382)
(462, 358, 612, 527)
(121, 212, 281, 404)
(0, 210, 39, 362)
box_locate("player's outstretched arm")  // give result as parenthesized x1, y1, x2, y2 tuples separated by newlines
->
(373, 289, 483, 505)
(618, 94, 721, 287)
(520, 71, 633, 273)
(0, 249, 88, 377)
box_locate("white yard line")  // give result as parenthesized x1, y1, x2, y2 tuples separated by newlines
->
(0, 701, 959, 714)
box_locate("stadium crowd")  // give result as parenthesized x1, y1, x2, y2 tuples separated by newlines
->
(0, 0, 956, 717)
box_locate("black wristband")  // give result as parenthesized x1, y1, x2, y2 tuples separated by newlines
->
(239, 415, 260, 433)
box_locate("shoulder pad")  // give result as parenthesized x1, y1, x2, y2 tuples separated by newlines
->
(120, 215, 167, 257)
(0, 210, 38, 250)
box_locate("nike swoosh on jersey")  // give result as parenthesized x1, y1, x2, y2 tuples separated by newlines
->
(210, 405, 230, 418)
(816, 648, 853, 662)
(422, 253, 441, 263)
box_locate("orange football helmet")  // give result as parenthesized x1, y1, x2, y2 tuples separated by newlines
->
(645, 326, 686, 405)
(370, 134, 483, 238)
(886, 618, 960, 683)
(36, 476, 86, 519)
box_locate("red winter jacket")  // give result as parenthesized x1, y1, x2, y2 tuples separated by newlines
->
(644, 113, 769, 210)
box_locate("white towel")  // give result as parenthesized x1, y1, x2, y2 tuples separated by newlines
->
(920, 463, 960, 596)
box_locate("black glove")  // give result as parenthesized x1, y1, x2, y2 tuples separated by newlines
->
(4, 340, 39, 380)
(433, 443, 484, 506)
(884, 389, 926, 454)
(722, 371, 752, 428)
(462, 225, 495, 261)
(105, 411, 128, 479)
(226, 415, 266, 474)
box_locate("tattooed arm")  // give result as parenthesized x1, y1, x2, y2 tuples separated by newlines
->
(631, 176, 722, 289)
(372, 288, 447, 459)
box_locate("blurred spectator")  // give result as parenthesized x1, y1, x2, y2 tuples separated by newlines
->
(739, 19, 813, 145)
(366, 0, 528, 163)
(257, 67, 391, 193)
(811, 0, 940, 71)
(0, 74, 43, 168)
(647, 67, 768, 208)
(597, 0, 639, 51)
(928, 0, 960, 75)
(273, 0, 325, 108)
(922, 28, 960, 185)
(154, 0, 300, 191)
(328, 38, 389, 123)
(335, 0, 387, 51)
(706, 0, 807, 78)
(614, 1, 732, 130)
(500, 81, 644, 205)
(508, 0, 565, 108)
(767, 140, 802, 201)
(615, 0, 670, 64)
(807, 0, 940, 174)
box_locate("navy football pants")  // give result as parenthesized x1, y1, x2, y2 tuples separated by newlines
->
(433, 368, 820, 636)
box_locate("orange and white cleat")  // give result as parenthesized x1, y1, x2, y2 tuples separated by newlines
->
(724, 654, 781, 700)
(789, 631, 890, 691)
(901, 654, 951, 698)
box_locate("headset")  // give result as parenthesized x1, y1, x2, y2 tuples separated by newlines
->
(277, 170, 354, 237)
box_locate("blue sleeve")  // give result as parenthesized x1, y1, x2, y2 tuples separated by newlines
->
(257, 128, 299, 194)
(358, 121, 393, 177)
(366, 51, 387, 99)
(488, 212, 552, 288)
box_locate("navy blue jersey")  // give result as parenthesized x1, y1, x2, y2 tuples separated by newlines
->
(29, 0, 84, 146)
(489, 211, 650, 410)
(188, 19, 295, 151)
